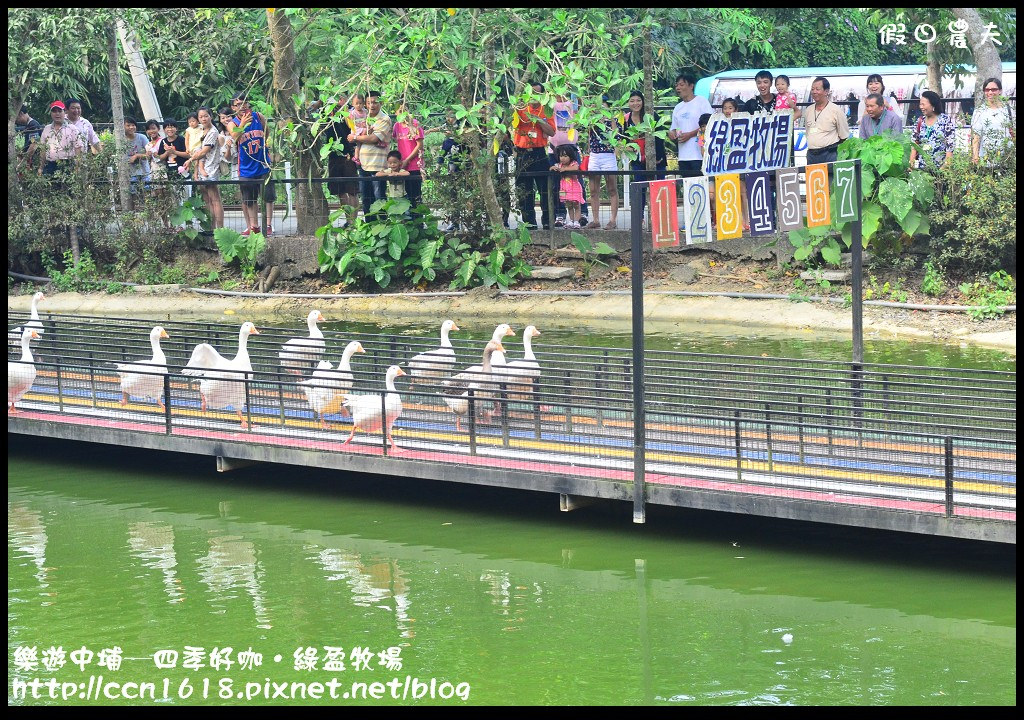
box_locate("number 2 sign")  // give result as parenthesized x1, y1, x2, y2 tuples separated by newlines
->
(682, 178, 711, 245)
(650, 179, 679, 248)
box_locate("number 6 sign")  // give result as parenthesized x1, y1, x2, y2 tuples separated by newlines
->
(805, 163, 831, 228)
(650, 179, 679, 248)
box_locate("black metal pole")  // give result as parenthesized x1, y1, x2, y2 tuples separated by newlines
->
(734, 409, 743, 481)
(944, 436, 954, 518)
(381, 390, 388, 456)
(164, 373, 172, 435)
(468, 388, 477, 456)
(630, 182, 646, 524)
(851, 159, 865, 428)
(851, 159, 864, 366)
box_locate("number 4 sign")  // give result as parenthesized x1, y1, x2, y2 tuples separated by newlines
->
(650, 179, 679, 248)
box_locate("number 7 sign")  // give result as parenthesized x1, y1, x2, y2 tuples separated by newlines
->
(650, 179, 679, 248)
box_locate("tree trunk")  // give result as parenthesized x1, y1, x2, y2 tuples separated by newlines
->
(267, 8, 328, 234)
(108, 18, 131, 211)
(925, 40, 942, 94)
(642, 24, 656, 175)
(477, 24, 504, 228)
(952, 7, 1003, 106)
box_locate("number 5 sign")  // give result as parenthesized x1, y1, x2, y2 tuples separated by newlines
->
(650, 179, 679, 248)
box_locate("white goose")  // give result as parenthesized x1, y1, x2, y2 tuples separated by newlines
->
(279, 309, 326, 375)
(407, 319, 459, 385)
(9, 291, 46, 349)
(298, 340, 366, 429)
(502, 325, 542, 400)
(8, 328, 40, 414)
(182, 322, 260, 428)
(342, 365, 406, 452)
(487, 323, 515, 366)
(441, 340, 505, 431)
(116, 326, 170, 409)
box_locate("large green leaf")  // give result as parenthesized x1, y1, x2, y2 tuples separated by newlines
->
(907, 170, 934, 206)
(899, 208, 923, 236)
(878, 177, 913, 223)
(820, 239, 842, 266)
(861, 200, 884, 240)
(861, 170, 877, 199)
(214, 227, 242, 262)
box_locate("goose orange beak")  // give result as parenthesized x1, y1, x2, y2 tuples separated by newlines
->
(160, 330, 170, 339)
(451, 322, 460, 331)
(495, 342, 506, 353)
(30, 330, 40, 340)
(317, 312, 326, 322)
(504, 327, 515, 337)
(356, 343, 366, 353)
(396, 367, 407, 377)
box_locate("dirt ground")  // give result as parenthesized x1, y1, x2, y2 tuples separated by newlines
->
(8, 242, 1016, 354)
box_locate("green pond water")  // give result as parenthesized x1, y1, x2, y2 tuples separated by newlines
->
(8, 319, 1016, 705)
(318, 320, 1016, 372)
(7, 438, 1016, 706)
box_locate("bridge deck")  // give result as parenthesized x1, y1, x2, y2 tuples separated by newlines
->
(7, 313, 1016, 544)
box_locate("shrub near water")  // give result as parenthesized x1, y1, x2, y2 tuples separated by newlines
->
(316, 198, 531, 290)
(929, 152, 1016, 278)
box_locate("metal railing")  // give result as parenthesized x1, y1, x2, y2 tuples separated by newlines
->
(9, 311, 1016, 529)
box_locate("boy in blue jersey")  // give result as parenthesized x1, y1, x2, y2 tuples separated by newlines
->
(230, 94, 277, 236)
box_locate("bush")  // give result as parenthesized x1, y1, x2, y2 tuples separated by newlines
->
(317, 197, 531, 290)
(928, 151, 1016, 278)
(788, 133, 933, 266)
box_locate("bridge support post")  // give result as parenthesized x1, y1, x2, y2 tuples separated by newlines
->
(560, 494, 597, 512)
(216, 456, 255, 473)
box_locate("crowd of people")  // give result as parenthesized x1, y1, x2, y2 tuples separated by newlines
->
(12, 69, 1016, 234)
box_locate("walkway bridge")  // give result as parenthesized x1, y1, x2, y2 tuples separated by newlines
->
(7, 312, 1016, 544)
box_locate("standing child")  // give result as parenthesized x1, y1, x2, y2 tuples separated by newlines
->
(184, 112, 204, 180)
(551, 145, 583, 228)
(349, 93, 368, 167)
(375, 150, 410, 200)
(774, 75, 800, 120)
(392, 101, 424, 206)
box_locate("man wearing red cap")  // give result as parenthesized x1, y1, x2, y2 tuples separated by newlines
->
(38, 101, 84, 176)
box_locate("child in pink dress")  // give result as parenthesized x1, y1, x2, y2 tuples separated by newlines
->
(551, 146, 583, 228)
(774, 75, 801, 120)
(349, 93, 369, 166)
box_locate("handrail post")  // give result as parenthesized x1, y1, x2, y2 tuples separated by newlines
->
(734, 409, 743, 482)
(56, 360, 64, 413)
(164, 373, 173, 435)
(500, 382, 510, 448)
(89, 351, 97, 408)
(468, 388, 477, 456)
(244, 373, 253, 432)
(630, 181, 646, 524)
(381, 390, 388, 456)
(944, 436, 954, 518)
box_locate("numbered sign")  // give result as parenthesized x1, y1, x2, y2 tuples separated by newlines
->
(805, 164, 831, 228)
(715, 174, 743, 240)
(775, 168, 803, 232)
(649, 179, 680, 248)
(833, 161, 859, 222)
(745, 171, 775, 236)
(682, 177, 711, 245)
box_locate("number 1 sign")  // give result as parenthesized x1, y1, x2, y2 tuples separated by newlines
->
(650, 179, 679, 248)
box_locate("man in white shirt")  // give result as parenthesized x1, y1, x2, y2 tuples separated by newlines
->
(668, 72, 712, 178)
(65, 98, 102, 155)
